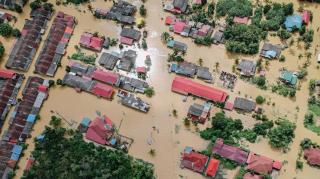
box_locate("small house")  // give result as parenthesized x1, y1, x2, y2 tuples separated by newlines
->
(173, 21, 186, 34)
(284, 14, 302, 31)
(167, 40, 188, 52)
(85, 116, 114, 145)
(98, 52, 119, 70)
(205, 158, 220, 178)
(304, 148, 320, 166)
(180, 146, 209, 173)
(91, 69, 119, 86)
(78, 117, 91, 133)
(246, 152, 282, 174)
(173, 0, 188, 13)
(237, 60, 256, 77)
(212, 31, 225, 44)
(165, 16, 176, 25)
(187, 103, 211, 124)
(233, 16, 249, 24)
(91, 83, 114, 99)
(120, 28, 141, 42)
(176, 62, 198, 77)
(196, 67, 213, 82)
(234, 97, 256, 112)
(280, 71, 298, 86)
(260, 43, 282, 59)
(302, 10, 311, 25)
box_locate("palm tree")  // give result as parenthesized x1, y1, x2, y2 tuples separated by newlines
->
(198, 58, 203, 66)
(215, 62, 220, 72)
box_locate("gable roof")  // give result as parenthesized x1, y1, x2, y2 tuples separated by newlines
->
(284, 14, 302, 31)
(246, 152, 278, 174)
(120, 28, 141, 40)
(173, 0, 188, 12)
(181, 148, 209, 173)
(212, 138, 249, 164)
(237, 60, 256, 76)
(205, 158, 219, 177)
(234, 97, 256, 112)
(173, 22, 186, 33)
(172, 77, 228, 103)
(0, 69, 15, 79)
(85, 116, 114, 145)
(91, 83, 114, 99)
(91, 69, 119, 85)
(304, 148, 320, 166)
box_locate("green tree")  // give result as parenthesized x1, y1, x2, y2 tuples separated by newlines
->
(139, 5, 146, 16)
(255, 95, 265, 104)
(0, 23, 13, 37)
(0, 44, 5, 58)
(267, 119, 296, 148)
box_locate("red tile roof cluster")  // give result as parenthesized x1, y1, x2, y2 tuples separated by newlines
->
(0, 69, 15, 79)
(246, 152, 282, 174)
(79, 32, 104, 51)
(35, 11, 75, 76)
(233, 16, 249, 24)
(165, 16, 176, 25)
(91, 69, 119, 85)
(181, 151, 209, 173)
(205, 158, 219, 177)
(304, 148, 320, 166)
(212, 138, 249, 164)
(120, 36, 134, 45)
(173, 21, 186, 33)
(85, 116, 114, 145)
(91, 83, 114, 99)
(172, 77, 228, 103)
(302, 10, 310, 24)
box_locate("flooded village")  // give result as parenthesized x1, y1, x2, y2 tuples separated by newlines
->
(0, 0, 319, 179)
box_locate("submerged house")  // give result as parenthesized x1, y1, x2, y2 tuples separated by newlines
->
(284, 14, 302, 31)
(280, 71, 298, 86)
(106, 0, 136, 24)
(212, 30, 225, 44)
(91, 69, 119, 86)
(175, 62, 198, 78)
(85, 116, 114, 145)
(212, 138, 249, 164)
(172, 77, 228, 103)
(180, 146, 209, 173)
(6, 7, 52, 71)
(260, 43, 282, 59)
(35, 12, 75, 76)
(197, 66, 213, 82)
(98, 52, 120, 70)
(187, 103, 211, 124)
(0, 0, 27, 11)
(0, 69, 24, 129)
(120, 28, 141, 45)
(234, 97, 256, 112)
(304, 148, 320, 166)
(79, 32, 104, 51)
(246, 152, 282, 174)
(117, 49, 137, 72)
(167, 40, 187, 52)
(172, 0, 188, 13)
(237, 60, 256, 77)
(118, 91, 150, 113)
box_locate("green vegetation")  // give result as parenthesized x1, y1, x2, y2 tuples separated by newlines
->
(22, 126, 155, 179)
(0, 43, 5, 58)
(252, 76, 267, 89)
(167, 50, 184, 62)
(267, 119, 296, 149)
(66, 0, 89, 4)
(49, 116, 61, 128)
(70, 48, 97, 65)
(277, 29, 291, 40)
(145, 87, 155, 97)
(296, 160, 303, 170)
(0, 23, 13, 37)
(272, 83, 296, 97)
(235, 167, 246, 179)
(216, 0, 253, 17)
(253, 121, 274, 136)
(255, 95, 265, 104)
(139, 5, 146, 16)
(194, 36, 212, 46)
(225, 24, 263, 54)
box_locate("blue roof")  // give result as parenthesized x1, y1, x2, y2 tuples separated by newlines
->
(27, 114, 36, 123)
(284, 15, 302, 31)
(170, 63, 178, 72)
(109, 138, 117, 145)
(266, 50, 277, 58)
(81, 117, 91, 127)
(36, 135, 45, 142)
(12, 145, 22, 155)
(167, 40, 174, 48)
(12, 111, 16, 118)
(184, 146, 193, 154)
(10, 153, 20, 161)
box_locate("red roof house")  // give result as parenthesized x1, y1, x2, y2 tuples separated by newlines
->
(212, 138, 249, 164)
(302, 10, 310, 24)
(65, 26, 73, 34)
(0, 69, 15, 79)
(120, 36, 134, 45)
(205, 158, 220, 177)
(304, 148, 320, 166)
(243, 173, 263, 179)
(224, 101, 234, 111)
(85, 116, 114, 145)
(136, 67, 147, 74)
(233, 16, 249, 24)
(173, 22, 186, 34)
(91, 83, 114, 99)
(165, 16, 176, 25)
(181, 147, 209, 173)
(91, 69, 119, 85)
(90, 37, 104, 51)
(172, 77, 228, 103)
(246, 152, 282, 174)
(25, 157, 35, 171)
(79, 32, 92, 47)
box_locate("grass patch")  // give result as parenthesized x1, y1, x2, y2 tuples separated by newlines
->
(309, 104, 320, 116)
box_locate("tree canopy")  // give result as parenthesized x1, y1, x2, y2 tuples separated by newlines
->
(23, 126, 155, 179)
(267, 119, 296, 148)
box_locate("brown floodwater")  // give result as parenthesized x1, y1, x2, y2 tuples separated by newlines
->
(0, 0, 319, 178)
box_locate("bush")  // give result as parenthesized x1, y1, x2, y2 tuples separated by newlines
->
(0, 23, 13, 37)
(255, 95, 265, 104)
(267, 119, 296, 148)
(144, 87, 155, 97)
(12, 28, 21, 37)
(296, 160, 303, 170)
(139, 5, 146, 16)
(300, 138, 313, 149)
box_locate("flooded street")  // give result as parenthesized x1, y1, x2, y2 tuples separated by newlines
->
(0, 0, 319, 178)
